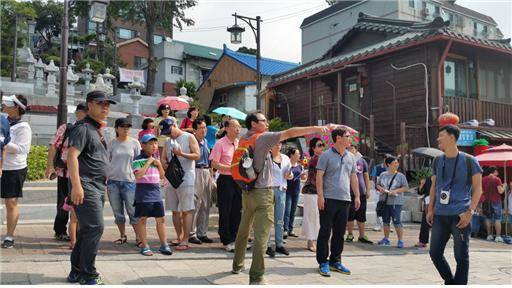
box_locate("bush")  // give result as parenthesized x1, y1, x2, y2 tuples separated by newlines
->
(26, 145, 48, 181)
(75, 57, 105, 75)
(268, 117, 291, 132)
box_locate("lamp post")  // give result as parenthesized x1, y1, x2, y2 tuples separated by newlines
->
(227, 13, 262, 110)
(57, 0, 108, 128)
(27, 20, 36, 51)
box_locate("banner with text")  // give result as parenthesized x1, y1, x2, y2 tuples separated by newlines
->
(119, 68, 145, 83)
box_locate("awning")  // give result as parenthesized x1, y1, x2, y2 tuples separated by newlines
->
(478, 129, 512, 141)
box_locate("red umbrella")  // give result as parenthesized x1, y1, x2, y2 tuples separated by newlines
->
(157, 96, 190, 111)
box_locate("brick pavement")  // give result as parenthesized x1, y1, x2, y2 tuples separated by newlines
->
(1, 224, 511, 285)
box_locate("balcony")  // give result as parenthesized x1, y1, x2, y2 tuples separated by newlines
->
(443, 96, 512, 128)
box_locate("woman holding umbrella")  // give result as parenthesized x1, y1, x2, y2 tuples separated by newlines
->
(155, 104, 173, 156)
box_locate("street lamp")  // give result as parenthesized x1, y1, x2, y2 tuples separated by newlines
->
(89, 0, 108, 23)
(27, 20, 36, 50)
(227, 13, 262, 110)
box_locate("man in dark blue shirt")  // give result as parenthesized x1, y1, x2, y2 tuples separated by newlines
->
(0, 115, 10, 175)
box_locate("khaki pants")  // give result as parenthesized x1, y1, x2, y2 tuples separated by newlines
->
(232, 188, 274, 282)
(191, 168, 215, 237)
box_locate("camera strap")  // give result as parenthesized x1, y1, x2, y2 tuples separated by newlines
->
(442, 153, 459, 190)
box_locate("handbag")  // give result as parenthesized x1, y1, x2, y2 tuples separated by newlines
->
(165, 154, 185, 189)
(376, 173, 398, 217)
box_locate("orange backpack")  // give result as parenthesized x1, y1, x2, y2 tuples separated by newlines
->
(231, 132, 262, 190)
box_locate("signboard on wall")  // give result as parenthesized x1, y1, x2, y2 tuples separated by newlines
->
(457, 129, 476, 147)
(119, 68, 145, 83)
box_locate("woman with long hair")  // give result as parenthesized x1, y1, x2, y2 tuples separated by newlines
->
(283, 147, 307, 238)
(155, 104, 172, 156)
(301, 137, 324, 252)
(180, 107, 199, 133)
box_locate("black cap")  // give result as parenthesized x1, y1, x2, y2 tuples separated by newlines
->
(115, 118, 132, 128)
(75, 102, 87, 112)
(86, 90, 117, 104)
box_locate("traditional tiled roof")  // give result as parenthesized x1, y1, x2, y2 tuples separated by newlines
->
(271, 13, 511, 86)
(223, 46, 299, 76)
(173, 40, 223, 61)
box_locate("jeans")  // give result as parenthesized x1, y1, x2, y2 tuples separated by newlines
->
(429, 215, 471, 285)
(71, 187, 105, 281)
(382, 204, 403, 228)
(217, 175, 242, 245)
(284, 188, 300, 233)
(268, 187, 286, 248)
(316, 198, 350, 265)
(107, 180, 138, 225)
(233, 188, 274, 283)
(53, 176, 70, 235)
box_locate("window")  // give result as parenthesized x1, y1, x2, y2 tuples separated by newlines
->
(408, 0, 415, 8)
(134, 56, 147, 68)
(479, 62, 509, 104)
(87, 21, 97, 34)
(473, 22, 478, 36)
(434, 6, 440, 16)
(154, 35, 164, 44)
(444, 58, 468, 98)
(171, 66, 183, 75)
(118, 28, 135, 40)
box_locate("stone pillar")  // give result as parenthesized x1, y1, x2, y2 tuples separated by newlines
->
(81, 63, 93, 93)
(103, 68, 115, 92)
(90, 74, 112, 95)
(128, 76, 145, 115)
(45, 60, 59, 98)
(25, 51, 36, 80)
(67, 65, 79, 98)
(34, 58, 46, 95)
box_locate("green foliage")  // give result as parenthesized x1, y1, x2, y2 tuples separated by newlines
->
(75, 58, 106, 75)
(32, 0, 68, 54)
(175, 79, 197, 99)
(27, 145, 48, 181)
(237, 46, 257, 55)
(268, 117, 291, 132)
(41, 55, 60, 66)
(411, 167, 432, 183)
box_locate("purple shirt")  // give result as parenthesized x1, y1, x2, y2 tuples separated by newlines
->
(351, 158, 368, 195)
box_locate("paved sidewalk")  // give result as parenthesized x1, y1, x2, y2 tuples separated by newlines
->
(1, 224, 511, 285)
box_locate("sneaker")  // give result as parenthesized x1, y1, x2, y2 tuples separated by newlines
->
(288, 231, 298, 237)
(372, 226, 382, 232)
(358, 235, 373, 244)
(55, 234, 71, 242)
(249, 278, 268, 285)
(225, 242, 235, 252)
(198, 236, 214, 243)
(414, 242, 427, 248)
(377, 238, 391, 246)
(346, 234, 354, 242)
(188, 236, 202, 245)
(283, 231, 288, 239)
(495, 236, 504, 243)
(1, 239, 14, 249)
(67, 270, 81, 283)
(318, 262, 331, 277)
(231, 266, 245, 274)
(159, 245, 173, 255)
(329, 262, 351, 275)
(397, 240, 404, 249)
(275, 246, 290, 256)
(487, 235, 495, 241)
(79, 276, 104, 285)
(266, 247, 275, 258)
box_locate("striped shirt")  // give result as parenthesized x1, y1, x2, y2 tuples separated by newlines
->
(132, 153, 161, 203)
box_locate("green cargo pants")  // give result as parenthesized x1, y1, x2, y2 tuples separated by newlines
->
(232, 188, 274, 282)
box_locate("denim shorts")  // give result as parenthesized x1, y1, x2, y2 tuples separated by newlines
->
(485, 202, 502, 221)
(107, 180, 138, 225)
(382, 204, 403, 228)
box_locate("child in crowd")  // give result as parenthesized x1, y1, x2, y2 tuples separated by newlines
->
(132, 134, 172, 256)
(138, 118, 155, 141)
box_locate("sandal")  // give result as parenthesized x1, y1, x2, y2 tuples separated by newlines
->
(136, 241, 144, 248)
(140, 247, 153, 256)
(114, 235, 128, 245)
(169, 240, 180, 246)
(175, 244, 190, 251)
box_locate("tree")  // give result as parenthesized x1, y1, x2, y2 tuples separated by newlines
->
(31, 0, 69, 54)
(237, 46, 257, 55)
(175, 79, 197, 99)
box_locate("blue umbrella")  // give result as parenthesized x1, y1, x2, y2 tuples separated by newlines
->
(212, 107, 247, 120)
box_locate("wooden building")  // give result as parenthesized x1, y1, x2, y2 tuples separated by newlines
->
(268, 13, 512, 157)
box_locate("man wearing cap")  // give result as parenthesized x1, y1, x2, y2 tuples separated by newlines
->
(1, 94, 31, 249)
(45, 103, 88, 242)
(66, 91, 116, 285)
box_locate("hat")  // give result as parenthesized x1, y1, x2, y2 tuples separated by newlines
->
(75, 102, 87, 112)
(2, 95, 27, 110)
(141, 134, 158, 144)
(86, 90, 117, 104)
(115, 118, 132, 128)
(159, 117, 176, 136)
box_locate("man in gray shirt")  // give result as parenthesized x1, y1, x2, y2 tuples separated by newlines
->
(232, 111, 331, 285)
(316, 127, 360, 277)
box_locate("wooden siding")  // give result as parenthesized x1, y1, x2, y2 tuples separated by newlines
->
(444, 97, 512, 128)
(197, 56, 257, 110)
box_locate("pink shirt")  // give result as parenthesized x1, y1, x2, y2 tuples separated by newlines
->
(49, 123, 69, 178)
(209, 136, 238, 175)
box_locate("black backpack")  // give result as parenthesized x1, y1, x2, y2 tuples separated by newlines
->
(53, 123, 74, 170)
(165, 154, 185, 189)
(433, 153, 473, 187)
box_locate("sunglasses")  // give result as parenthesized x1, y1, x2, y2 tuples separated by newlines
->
(256, 119, 267, 123)
(316, 143, 325, 147)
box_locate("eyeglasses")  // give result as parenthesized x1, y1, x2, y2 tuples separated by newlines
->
(316, 143, 325, 147)
(256, 119, 268, 123)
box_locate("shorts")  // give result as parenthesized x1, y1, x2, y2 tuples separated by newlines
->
(485, 202, 502, 221)
(134, 201, 165, 218)
(382, 204, 403, 228)
(1, 167, 28, 199)
(165, 185, 195, 212)
(348, 194, 367, 222)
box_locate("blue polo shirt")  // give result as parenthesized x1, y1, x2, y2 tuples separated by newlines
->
(432, 152, 482, 216)
(195, 138, 210, 168)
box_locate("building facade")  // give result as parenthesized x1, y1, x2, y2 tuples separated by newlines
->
(301, 0, 503, 63)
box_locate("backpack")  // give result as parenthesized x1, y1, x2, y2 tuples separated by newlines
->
(231, 133, 262, 190)
(165, 154, 185, 189)
(433, 152, 473, 187)
(53, 123, 74, 170)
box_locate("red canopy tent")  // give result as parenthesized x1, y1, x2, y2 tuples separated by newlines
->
(475, 144, 512, 235)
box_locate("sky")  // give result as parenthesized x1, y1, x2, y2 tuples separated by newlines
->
(172, 0, 512, 63)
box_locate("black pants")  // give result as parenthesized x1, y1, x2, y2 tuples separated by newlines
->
(217, 175, 242, 245)
(53, 176, 70, 235)
(419, 208, 431, 244)
(316, 198, 350, 264)
(71, 188, 105, 281)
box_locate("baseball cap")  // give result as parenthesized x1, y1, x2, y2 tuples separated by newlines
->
(159, 117, 176, 136)
(141, 134, 158, 144)
(86, 90, 117, 104)
(115, 118, 132, 128)
(75, 102, 87, 112)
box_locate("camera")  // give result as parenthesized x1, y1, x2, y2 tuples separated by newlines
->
(440, 189, 451, 205)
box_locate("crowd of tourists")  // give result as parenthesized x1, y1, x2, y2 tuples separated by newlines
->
(1, 91, 510, 285)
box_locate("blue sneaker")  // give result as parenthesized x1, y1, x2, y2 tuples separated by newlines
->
(397, 240, 404, 249)
(378, 238, 391, 246)
(66, 270, 80, 283)
(318, 262, 331, 277)
(79, 276, 104, 285)
(329, 262, 351, 275)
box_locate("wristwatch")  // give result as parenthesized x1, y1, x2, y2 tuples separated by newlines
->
(468, 209, 476, 215)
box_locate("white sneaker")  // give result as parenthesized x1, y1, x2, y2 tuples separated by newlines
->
(372, 226, 382, 232)
(225, 242, 235, 252)
(486, 235, 495, 241)
(495, 236, 504, 243)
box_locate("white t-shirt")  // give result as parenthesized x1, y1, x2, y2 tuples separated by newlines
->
(3, 122, 32, 171)
(270, 153, 291, 190)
